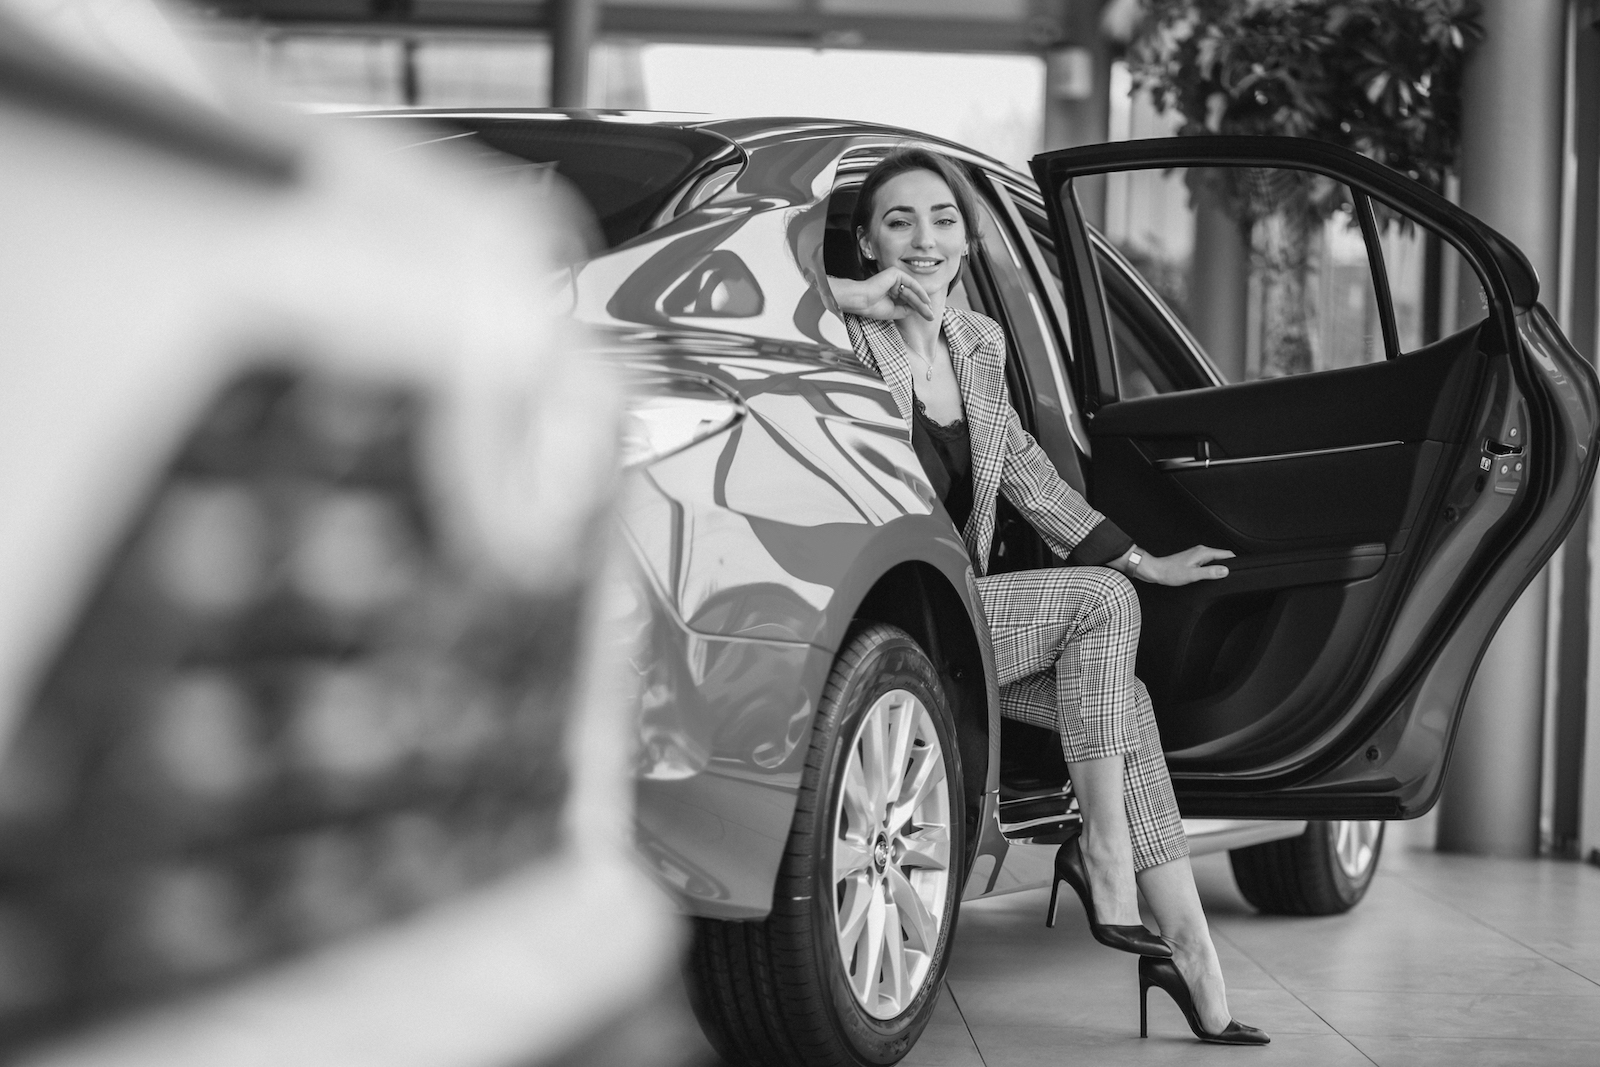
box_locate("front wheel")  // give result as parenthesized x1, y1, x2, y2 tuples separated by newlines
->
(687, 623, 965, 1066)
(1229, 820, 1385, 916)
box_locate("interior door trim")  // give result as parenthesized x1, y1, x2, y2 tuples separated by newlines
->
(1151, 439, 1405, 472)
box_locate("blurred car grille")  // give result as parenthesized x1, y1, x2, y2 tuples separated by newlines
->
(0, 368, 582, 1049)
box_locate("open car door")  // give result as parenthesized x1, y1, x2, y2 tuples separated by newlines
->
(1031, 136, 1599, 819)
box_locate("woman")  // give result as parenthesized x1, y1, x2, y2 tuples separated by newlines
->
(828, 148, 1267, 1047)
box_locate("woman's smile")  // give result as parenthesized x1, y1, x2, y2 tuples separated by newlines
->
(859, 168, 968, 294)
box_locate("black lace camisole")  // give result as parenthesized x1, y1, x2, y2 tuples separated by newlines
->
(910, 394, 974, 532)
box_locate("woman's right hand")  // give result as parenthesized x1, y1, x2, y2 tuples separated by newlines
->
(827, 270, 935, 322)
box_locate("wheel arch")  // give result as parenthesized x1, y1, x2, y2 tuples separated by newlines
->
(848, 560, 992, 869)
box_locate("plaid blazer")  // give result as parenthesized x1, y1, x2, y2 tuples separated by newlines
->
(845, 309, 1106, 576)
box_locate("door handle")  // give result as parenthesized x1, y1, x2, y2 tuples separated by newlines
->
(1152, 439, 1404, 472)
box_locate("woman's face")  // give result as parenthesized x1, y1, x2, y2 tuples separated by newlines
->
(858, 168, 968, 295)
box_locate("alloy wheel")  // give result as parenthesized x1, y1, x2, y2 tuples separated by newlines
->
(1334, 820, 1382, 880)
(830, 687, 952, 1020)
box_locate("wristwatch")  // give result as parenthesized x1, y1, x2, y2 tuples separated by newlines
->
(1124, 549, 1144, 569)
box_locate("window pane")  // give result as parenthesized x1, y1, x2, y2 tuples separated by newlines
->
(1375, 213, 1491, 351)
(1102, 165, 1389, 385)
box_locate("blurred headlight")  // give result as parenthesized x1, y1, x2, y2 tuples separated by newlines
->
(620, 373, 744, 467)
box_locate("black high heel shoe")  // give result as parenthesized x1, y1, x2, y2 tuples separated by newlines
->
(1139, 955, 1270, 1045)
(1046, 835, 1171, 957)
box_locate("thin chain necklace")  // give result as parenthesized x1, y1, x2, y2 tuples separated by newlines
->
(905, 335, 943, 382)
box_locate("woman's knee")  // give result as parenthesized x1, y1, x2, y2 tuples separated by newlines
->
(1086, 567, 1140, 629)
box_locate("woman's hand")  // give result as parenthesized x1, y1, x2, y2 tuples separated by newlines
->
(1123, 545, 1234, 586)
(827, 270, 935, 322)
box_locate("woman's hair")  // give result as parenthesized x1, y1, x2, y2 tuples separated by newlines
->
(849, 147, 981, 280)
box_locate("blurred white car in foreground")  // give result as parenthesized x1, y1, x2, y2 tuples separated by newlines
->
(0, 3, 689, 1065)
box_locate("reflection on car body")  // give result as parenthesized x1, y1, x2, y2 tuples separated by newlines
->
(368, 107, 1600, 1066)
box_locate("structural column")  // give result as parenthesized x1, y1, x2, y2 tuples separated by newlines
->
(1570, 0, 1600, 864)
(1042, 0, 1113, 228)
(1436, 0, 1567, 857)
(550, 0, 598, 108)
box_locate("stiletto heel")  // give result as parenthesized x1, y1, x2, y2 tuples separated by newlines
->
(1137, 955, 1269, 1045)
(1139, 969, 1150, 1038)
(1048, 834, 1171, 957)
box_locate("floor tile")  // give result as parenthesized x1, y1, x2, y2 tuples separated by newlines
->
(1347, 1035, 1600, 1066)
(899, 1022, 984, 1066)
(947, 977, 1334, 1037)
(963, 1024, 1371, 1066)
(1303, 990, 1600, 1040)
(927, 983, 966, 1027)
(669, 841, 1600, 1065)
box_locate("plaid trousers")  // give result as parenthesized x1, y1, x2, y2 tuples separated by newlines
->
(978, 565, 1188, 872)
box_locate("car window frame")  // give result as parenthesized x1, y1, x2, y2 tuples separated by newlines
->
(1089, 232, 1226, 394)
(982, 175, 1095, 457)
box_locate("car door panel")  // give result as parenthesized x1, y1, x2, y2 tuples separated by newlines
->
(1031, 137, 1599, 815)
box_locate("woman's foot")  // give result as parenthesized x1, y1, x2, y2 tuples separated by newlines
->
(1079, 826, 1142, 927)
(1167, 934, 1231, 1035)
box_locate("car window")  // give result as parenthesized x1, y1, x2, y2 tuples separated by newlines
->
(401, 118, 736, 249)
(1101, 164, 1395, 387)
(964, 183, 1091, 487)
(1093, 240, 1214, 398)
(1371, 215, 1491, 351)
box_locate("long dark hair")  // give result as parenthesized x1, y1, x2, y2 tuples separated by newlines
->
(850, 147, 981, 281)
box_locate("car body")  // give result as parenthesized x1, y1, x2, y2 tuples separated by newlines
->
(0, 10, 688, 1066)
(365, 109, 1599, 1065)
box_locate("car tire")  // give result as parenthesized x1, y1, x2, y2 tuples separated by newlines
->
(687, 623, 965, 1067)
(1228, 820, 1385, 916)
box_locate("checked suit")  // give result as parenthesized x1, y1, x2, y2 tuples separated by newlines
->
(846, 308, 1187, 873)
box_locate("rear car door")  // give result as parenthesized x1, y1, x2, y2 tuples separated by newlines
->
(1031, 136, 1599, 819)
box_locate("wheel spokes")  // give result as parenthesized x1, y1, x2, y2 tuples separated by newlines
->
(883, 693, 917, 806)
(834, 835, 874, 881)
(837, 871, 875, 947)
(879, 891, 910, 1010)
(887, 742, 946, 833)
(885, 865, 939, 954)
(1334, 820, 1380, 878)
(896, 823, 950, 872)
(830, 686, 952, 1020)
(857, 698, 892, 821)
(851, 883, 889, 1005)
(839, 750, 875, 837)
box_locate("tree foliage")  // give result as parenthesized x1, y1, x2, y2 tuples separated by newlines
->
(1127, 0, 1484, 194)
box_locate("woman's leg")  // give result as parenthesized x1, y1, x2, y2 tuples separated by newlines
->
(1119, 693, 1232, 1031)
(1137, 858, 1231, 1033)
(1063, 754, 1141, 925)
(983, 567, 1152, 926)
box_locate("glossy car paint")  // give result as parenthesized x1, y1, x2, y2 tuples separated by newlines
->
(596, 246, 1003, 918)
(408, 113, 1596, 920)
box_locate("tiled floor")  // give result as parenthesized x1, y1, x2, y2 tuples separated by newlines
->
(904, 821, 1600, 1066)
(672, 820, 1600, 1065)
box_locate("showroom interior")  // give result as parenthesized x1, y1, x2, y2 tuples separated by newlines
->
(6, 1, 1600, 1065)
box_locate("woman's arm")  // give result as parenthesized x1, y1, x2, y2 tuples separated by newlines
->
(972, 319, 1234, 586)
(827, 270, 936, 322)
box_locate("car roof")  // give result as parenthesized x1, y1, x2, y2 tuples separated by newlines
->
(343, 107, 1028, 183)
